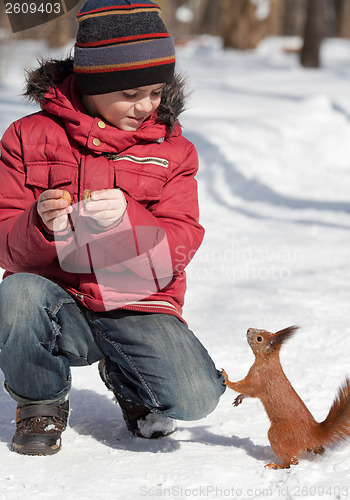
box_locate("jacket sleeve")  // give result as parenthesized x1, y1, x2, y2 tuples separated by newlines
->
(82, 141, 204, 281)
(0, 122, 59, 272)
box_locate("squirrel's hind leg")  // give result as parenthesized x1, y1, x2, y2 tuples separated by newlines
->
(310, 445, 325, 455)
(265, 457, 298, 470)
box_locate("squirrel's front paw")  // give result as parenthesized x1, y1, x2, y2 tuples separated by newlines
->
(233, 394, 246, 406)
(221, 369, 228, 385)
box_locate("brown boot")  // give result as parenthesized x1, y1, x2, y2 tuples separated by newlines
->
(11, 401, 69, 455)
(98, 359, 176, 439)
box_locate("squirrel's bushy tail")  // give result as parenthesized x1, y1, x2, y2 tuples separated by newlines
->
(318, 378, 350, 446)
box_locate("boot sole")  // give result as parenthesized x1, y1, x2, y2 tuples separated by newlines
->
(11, 438, 61, 456)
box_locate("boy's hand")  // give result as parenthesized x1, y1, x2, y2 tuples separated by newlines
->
(37, 189, 72, 232)
(81, 188, 127, 227)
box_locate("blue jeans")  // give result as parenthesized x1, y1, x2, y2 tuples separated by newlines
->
(0, 273, 224, 420)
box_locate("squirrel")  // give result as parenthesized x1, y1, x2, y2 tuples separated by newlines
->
(221, 326, 350, 469)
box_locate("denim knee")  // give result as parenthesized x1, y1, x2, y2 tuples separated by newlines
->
(160, 368, 225, 421)
(0, 274, 54, 344)
(0, 275, 32, 344)
(92, 311, 226, 421)
(0, 273, 48, 314)
(0, 273, 87, 402)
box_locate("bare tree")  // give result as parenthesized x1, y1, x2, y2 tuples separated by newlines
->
(300, 0, 326, 67)
(219, 0, 267, 49)
(335, 0, 350, 37)
(268, 0, 286, 36)
(283, 0, 305, 36)
(218, 0, 287, 50)
(47, 16, 76, 48)
(191, 0, 220, 35)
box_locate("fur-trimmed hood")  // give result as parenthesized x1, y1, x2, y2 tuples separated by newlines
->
(24, 57, 187, 133)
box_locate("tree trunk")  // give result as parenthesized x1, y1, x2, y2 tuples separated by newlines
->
(192, 0, 220, 35)
(267, 0, 285, 36)
(219, 0, 268, 50)
(283, 0, 305, 36)
(300, 0, 326, 68)
(335, 0, 350, 37)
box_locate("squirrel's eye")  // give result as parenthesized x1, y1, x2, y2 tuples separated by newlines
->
(257, 336, 263, 342)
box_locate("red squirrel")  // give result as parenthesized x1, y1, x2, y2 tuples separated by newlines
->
(221, 326, 350, 469)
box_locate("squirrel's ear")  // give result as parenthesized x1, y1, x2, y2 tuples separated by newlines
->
(265, 326, 299, 353)
(275, 325, 299, 339)
(270, 325, 299, 351)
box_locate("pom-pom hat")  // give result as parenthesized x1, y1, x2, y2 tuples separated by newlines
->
(73, 0, 176, 95)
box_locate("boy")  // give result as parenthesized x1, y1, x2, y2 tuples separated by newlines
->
(0, 0, 224, 455)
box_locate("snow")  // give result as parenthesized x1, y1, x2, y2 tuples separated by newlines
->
(176, 5, 194, 24)
(250, 0, 271, 20)
(1, 34, 350, 499)
(137, 413, 177, 439)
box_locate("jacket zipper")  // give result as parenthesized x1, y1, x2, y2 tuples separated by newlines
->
(105, 153, 169, 167)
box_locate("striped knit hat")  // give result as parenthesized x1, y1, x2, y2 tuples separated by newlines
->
(73, 0, 176, 95)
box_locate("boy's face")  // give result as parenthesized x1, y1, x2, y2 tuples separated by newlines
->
(82, 83, 165, 131)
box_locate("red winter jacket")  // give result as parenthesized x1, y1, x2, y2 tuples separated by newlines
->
(0, 61, 204, 320)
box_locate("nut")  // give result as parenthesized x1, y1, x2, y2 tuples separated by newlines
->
(61, 190, 72, 205)
(81, 189, 93, 204)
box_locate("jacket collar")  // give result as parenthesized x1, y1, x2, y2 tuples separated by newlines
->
(43, 74, 181, 154)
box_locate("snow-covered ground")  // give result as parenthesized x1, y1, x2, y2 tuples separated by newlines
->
(0, 34, 350, 499)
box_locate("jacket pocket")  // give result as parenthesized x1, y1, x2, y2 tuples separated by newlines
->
(25, 161, 77, 197)
(114, 161, 167, 202)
